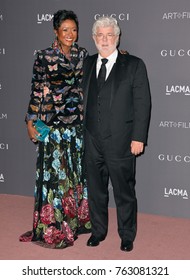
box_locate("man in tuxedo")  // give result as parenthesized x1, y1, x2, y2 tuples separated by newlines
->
(82, 16, 151, 252)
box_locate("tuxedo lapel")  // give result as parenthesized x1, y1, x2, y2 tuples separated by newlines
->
(110, 52, 127, 108)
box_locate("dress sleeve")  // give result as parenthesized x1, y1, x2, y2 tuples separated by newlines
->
(25, 51, 46, 122)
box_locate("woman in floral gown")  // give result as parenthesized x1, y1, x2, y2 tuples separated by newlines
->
(19, 10, 91, 248)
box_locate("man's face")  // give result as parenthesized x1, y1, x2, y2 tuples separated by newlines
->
(93, 26, 119, 57)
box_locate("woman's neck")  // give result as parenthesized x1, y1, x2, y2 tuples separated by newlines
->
(58, 41, 71, 59)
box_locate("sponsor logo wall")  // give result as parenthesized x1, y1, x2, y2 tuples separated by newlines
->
(0, 0, 189, 218)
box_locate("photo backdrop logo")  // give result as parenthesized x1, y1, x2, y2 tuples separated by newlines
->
(0, 113, 7, 120)
(37, 14, 54, 24)
(0, 143, 9, 150)
(165, 85, 190, 96)
(36, 12, 130, 24)
(0, 48, 5, 55)
(161, 49, 190, 57)
(0, 14, 3, 21)
(0, 173, 4, 182)
(159, 121, 190, 129)
(164, 187, 188, 200)
(94, 13, 129, 21)
(162, 12, 190, 20)
(158, 154, 190, 163)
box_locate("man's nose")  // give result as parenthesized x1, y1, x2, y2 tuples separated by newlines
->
(102, 35, 108, 41)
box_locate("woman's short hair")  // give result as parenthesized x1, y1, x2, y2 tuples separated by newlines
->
(53, 10, 79, 31)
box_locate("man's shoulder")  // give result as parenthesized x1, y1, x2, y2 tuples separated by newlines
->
(118, 52, 146, 69)
(119, 51, 142, 62)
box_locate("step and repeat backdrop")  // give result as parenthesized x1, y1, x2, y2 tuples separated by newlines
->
(0, 0, 190, 218)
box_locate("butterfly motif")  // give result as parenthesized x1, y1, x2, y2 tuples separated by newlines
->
(34, 65, 44, 72)
(55, 88, 65, 94)
(65, 96, 79, 104)
(62, 71, 73, 78)
(56, 86, 71, 95)
(50, 73, 58, 77)
(45, 55, 59, 63)
(33, 91, 42, 98)
(60, 63, 71, 70)
(51, 80, 62, 85)
(46, 49, 54, 55)
(58, 115, 77, 124)
(48, 64, 58, 72)
(55, 105, 65, 114)
(30, 105, 39, 112)
(34, 82, 43, 90)
(53, 94, 62, 101)
(66, 107, 77, 113)
(43, 104, 53, 111)
(65, 77, 75, 85)
(75, 60, 83, 69)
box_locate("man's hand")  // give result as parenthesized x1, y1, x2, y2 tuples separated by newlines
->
(131, 141, 144, 156)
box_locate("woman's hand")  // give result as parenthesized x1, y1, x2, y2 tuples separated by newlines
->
(27, 120, 40, 143)
(27, 86, 49, 142)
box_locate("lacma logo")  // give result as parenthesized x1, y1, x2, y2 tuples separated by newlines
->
(37, 14, 54, 24)
(165, 85, 190, 96)
(0, 173, 4, 182)
(0, 113, 7, 120)
(164, 187, 188, 200)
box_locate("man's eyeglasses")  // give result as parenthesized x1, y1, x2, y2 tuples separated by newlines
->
(95, 33, 116, 39)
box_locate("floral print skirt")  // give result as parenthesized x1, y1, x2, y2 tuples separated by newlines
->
(19, 124, 91, 248)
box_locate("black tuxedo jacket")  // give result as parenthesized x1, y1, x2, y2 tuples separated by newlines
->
(82, 51, 151, 145)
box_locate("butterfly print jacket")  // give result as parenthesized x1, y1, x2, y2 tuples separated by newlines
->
(26, 40, 88, 126)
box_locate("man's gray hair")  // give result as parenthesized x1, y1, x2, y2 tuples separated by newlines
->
(92, 16, 121, 36)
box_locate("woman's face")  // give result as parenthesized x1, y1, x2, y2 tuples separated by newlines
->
(54, 19, 78, 51)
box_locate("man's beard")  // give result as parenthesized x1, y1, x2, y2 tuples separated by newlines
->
(95, 41, 117, 55)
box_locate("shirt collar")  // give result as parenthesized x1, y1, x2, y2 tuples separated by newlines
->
(97, 49, 118, 63)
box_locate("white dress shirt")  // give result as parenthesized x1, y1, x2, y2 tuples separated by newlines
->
(96, 49, 118, 80)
